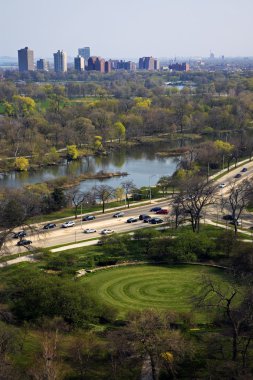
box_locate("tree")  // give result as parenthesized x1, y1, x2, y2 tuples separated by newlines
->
(15, 157, 29, 171)
(66, 145, 79, 160)
(93, 185, 114, 213)
(121, 180, 135, 208)
(12, 95, 36, 118)
(223, 179, 253, 235)
(68, 188, 92, 219)
(0, 189, 41, 254)
(114, 187, 124, 202)
(113, 121, 126, 142)
(174, 176, 217, 232)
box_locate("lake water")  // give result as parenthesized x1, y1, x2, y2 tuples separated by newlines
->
(0, 142, 180, 191)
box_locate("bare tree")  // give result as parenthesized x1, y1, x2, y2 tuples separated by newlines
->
(68, 188, 93, 219)
(93, 185, 114, 213)
(223, 179, 253, 235)
(174, 177, 217, 232)
(121, 180, 135, 208)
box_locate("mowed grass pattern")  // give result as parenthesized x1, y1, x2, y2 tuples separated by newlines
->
(83, 265, 226, 317)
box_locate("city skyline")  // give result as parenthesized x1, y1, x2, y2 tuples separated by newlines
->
(1, 0, 253, 58)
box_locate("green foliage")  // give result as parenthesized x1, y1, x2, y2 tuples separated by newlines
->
(66, 145, 79, 160)
(12, 95, 36, 117)
(15, 157, 29, 171)
(113, 121, 126, 142)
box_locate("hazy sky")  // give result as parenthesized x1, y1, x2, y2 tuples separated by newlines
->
(1, 0, 253, 59)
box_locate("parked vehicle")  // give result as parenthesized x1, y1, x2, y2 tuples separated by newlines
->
(113, 212, 125, 218)
(100, 229, 114, 235)
(43, 223, 56, 229)
(222, 215, 233, 221)
(156, 209, 168, 215)
(127, 217, 138, 223)
(13, 231, 26, 239)
(17, 239, 32, 246)
(150, 206, 162, 212)
(149, 217, 163, 224)
(62, 221, 75, 228)
(82, 215, 95, 221)
(241, 167, 248, 172)
(234, 173, 242, 179)
(84, 228, 96, 234)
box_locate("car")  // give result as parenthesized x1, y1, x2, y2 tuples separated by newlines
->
(82, 215, 95, 221)
(17, 239, 32, 246)
(143, 216, 152, 223)
(13, 230, 26, 239)
(61, 221, 75, 228)
(150, 206, 162, 212)
(139, 214, 150, 220)
(43, 223, 56, 229)
(149, 217, 163, 224)
(156, 209, 168, 215)
(113, 212, 125, 218)
(84, 228, 96, 234)
(127, 217, 138, 223)
(218, 183, 226, 188)
(222, 214, 233, 221)
(100, 229, 114, 235)
(241, 167, 248, 172)
(234, 173, 242, 179)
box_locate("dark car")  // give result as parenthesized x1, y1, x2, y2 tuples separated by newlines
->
(113, 212, 125, 218)
(82, 215, 96, 221)
(241, 167, 248, 172)
(143, 216, 152, 222)
(150, 206, 162, 212)
(149, 217, 163, 224)
(156, 209, 168, 215)
(234, 173, 242, 179)
(13, 231, 26, 239)
(43, 223, 56, 229)
(127, 217, 138, 223)
(17, 239, 32, 246)
(222, 214, 233, 221)
(139, 214, 150, 220)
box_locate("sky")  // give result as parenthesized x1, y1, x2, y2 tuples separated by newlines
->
(1, 0, 253, 59)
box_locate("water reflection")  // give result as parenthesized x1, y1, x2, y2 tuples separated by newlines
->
(0, 142, 181, 190)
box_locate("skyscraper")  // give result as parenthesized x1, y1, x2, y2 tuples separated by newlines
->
(87, 56, 105, 72)
(53, 50, 67, 73)
(37, 59, 48, 71)
(78, 47, 90, 61)
(74, 55, 85, 71)
(139, 57, 156, 70)
(18, 47, 34, 72)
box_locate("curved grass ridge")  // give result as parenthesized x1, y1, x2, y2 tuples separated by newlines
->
(83, 265, 226, 317)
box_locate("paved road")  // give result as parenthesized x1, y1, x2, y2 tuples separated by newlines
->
(7, 200, 170, 254)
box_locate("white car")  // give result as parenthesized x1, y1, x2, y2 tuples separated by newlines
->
(61, 221, 75, 228)
(218, 183, 226, 188)
(100, 229, 114, 235)
(84, 228, 96, 234)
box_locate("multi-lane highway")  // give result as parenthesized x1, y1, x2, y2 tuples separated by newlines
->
(6, 160, 253, 255)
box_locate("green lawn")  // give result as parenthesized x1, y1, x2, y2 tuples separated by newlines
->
(82, 264, 227, 321)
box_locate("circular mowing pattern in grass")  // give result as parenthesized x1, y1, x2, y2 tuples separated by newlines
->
(83, 265, 226, 316)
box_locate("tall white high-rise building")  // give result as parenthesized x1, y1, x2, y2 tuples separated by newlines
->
(53, 50, 67, 72)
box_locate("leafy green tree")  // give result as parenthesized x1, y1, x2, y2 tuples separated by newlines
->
(113, 121, 126, 142)
(13, 95, 36, 117)
(66, 145, 79, 160)
(15, 157, 29, 171)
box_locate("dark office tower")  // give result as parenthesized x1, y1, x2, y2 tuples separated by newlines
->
(37, 59, 48, 71)
(105, 60, 112, 73)
(74, 55, 85, 71)
(139, 57, 155, 70)
(87, 56, 97, 70)
(18, 47, 34, 72)
(78, 47, 90, 61)
(54, 50, 67, 72)
(154, 59, 160, 70)
(139, 57, 144, 70)
(95, 57, 105, 73)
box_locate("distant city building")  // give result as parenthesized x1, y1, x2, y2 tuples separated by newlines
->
(18, 47, 34, 72)
(154, 59, 160, 70)
(105, 60, 112, 73)
(88, 56, 105, 72)
(74, 55, 85, 71)
(169, 62, 190, 72)
(115, 60, 136, 71)
(139, 57, 158, 70)
(78, 47, 90, 61)
(54, 50, 67, 72)
(210, 51, 215, 59)
(36, 59, 48, 71)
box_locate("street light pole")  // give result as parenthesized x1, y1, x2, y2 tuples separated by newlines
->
(149, 174, 156, 203)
